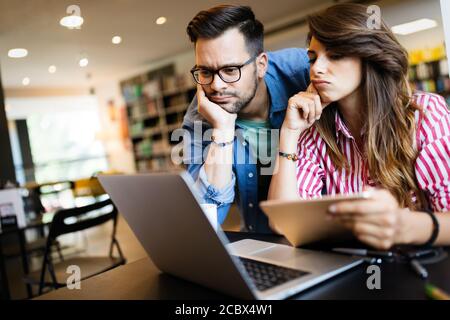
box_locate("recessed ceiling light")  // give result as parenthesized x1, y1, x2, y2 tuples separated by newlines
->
(22, 77, 30, 86)
(48, 65, 57, 73)
(112, 36, 122, 44)
(392, 19, 437, 35)
(8, 48, 28, 58)
(156, 16, 167, 25)
(60, 15, 84, 29)
(79, 58, 89, 67)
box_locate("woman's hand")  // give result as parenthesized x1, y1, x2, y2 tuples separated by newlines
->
(328, 188, 411, 250)
(282, 84, 328, 133)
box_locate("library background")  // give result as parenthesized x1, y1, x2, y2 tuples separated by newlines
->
(0, 0, 449, 300)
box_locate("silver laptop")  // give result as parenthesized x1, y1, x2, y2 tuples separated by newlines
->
(98, 172, 362, 300)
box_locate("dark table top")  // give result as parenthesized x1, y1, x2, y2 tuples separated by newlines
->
(35, 231, 450, 300)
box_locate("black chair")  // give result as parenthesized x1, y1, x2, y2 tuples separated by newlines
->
(24, 198, 126, 296)
(0, 210, 64, 265)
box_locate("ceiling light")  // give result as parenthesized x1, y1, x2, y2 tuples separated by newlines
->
(8, 48, 28, 58)
(22, 77, 30, 86)
(156, 16, 167, 25)
(48, 65, 57, 73)
(112, 36, 122, 44)
(392, 19, 437, 35)
(60, 15, 84, 29)
(79, 58, 89, 67)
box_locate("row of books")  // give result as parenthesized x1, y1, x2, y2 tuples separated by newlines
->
(122, 74, 193, 103)
(410, 77, 450, 94)
(129, 99, 158, 120)
(135, 138, 167, 158)
(409, 59, 449, 81)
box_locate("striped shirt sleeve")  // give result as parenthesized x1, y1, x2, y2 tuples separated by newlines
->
(414, 93, 450, 212)
(296, 128, 325, 199)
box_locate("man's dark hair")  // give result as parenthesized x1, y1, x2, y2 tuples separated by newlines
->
(187, 5, 264, 57)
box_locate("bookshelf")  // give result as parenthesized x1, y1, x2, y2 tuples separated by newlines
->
(409, 58, 450, 103)
(408, 45, 450, 105)
(120, 65, 196, 173)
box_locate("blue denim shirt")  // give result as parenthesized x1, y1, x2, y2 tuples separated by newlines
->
(181, 48, 310, 234)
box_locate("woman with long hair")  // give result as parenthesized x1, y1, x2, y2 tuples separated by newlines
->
(268, 3, 450, 249)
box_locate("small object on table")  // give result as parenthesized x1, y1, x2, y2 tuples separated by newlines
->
(410, 259, 428, 279)
(332, 248, 394, 258)
(425, 283, 450, 300)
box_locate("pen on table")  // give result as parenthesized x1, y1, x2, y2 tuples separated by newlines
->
(410, 259, 428, 279)
(425, 283, 450, 300)
(332, 248, 394, 258)
(362, 257, 382, 264)
(407, 249, 435, 259)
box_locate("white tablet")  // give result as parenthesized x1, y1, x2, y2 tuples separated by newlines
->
(260, 192, 371, 247)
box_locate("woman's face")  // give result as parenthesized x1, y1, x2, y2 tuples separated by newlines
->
(308, 37, 362, 104)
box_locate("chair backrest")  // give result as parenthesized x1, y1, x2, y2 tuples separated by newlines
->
(38, 181, 75, 212)
(47, 198, 117, 240)
(36, 197, 125, 296)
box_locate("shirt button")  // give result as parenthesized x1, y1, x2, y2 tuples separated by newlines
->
(248, 173, 254, 178)
(248, 203, 254, 208)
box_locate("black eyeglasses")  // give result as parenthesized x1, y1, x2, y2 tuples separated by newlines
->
(190, 56, 257, 85)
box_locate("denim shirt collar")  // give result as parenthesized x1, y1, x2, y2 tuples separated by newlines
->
(265, 76, 289, 114)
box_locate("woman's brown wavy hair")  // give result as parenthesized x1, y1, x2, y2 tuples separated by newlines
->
(307, 3, 426, 209)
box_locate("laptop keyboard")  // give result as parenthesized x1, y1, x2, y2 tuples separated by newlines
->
(236, 256, 310, 292)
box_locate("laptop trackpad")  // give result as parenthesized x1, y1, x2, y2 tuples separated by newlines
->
(227, 239, 312, 261)
(227, 239, 277, 256)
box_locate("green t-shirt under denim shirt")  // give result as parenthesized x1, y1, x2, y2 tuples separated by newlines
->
(235, 118, 278, 211)
(235, 118, 274, 165)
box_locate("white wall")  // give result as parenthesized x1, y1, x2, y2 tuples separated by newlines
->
(382, 0, 445, 51)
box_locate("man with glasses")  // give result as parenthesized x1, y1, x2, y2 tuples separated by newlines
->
(182, 5, 310, 233)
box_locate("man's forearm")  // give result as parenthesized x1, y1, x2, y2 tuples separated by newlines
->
(204, 128, 235, 189)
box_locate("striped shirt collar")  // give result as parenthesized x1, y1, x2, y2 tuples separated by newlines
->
(334, 109, 367, 140)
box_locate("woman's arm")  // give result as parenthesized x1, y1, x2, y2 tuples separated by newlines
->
(268, 128, 304, 201)
(402, 211, 450, 246)
(268, 85, 325, 201)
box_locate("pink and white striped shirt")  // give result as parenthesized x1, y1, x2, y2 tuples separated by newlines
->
(296, 92, 450, 212)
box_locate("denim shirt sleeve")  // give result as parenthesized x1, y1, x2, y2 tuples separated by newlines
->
(265, 48, 310, 112)
(194, 166, 235, 224)
(182, 99, 235, 224)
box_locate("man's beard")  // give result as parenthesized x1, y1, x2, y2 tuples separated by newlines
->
(209, 77, 259, 114)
